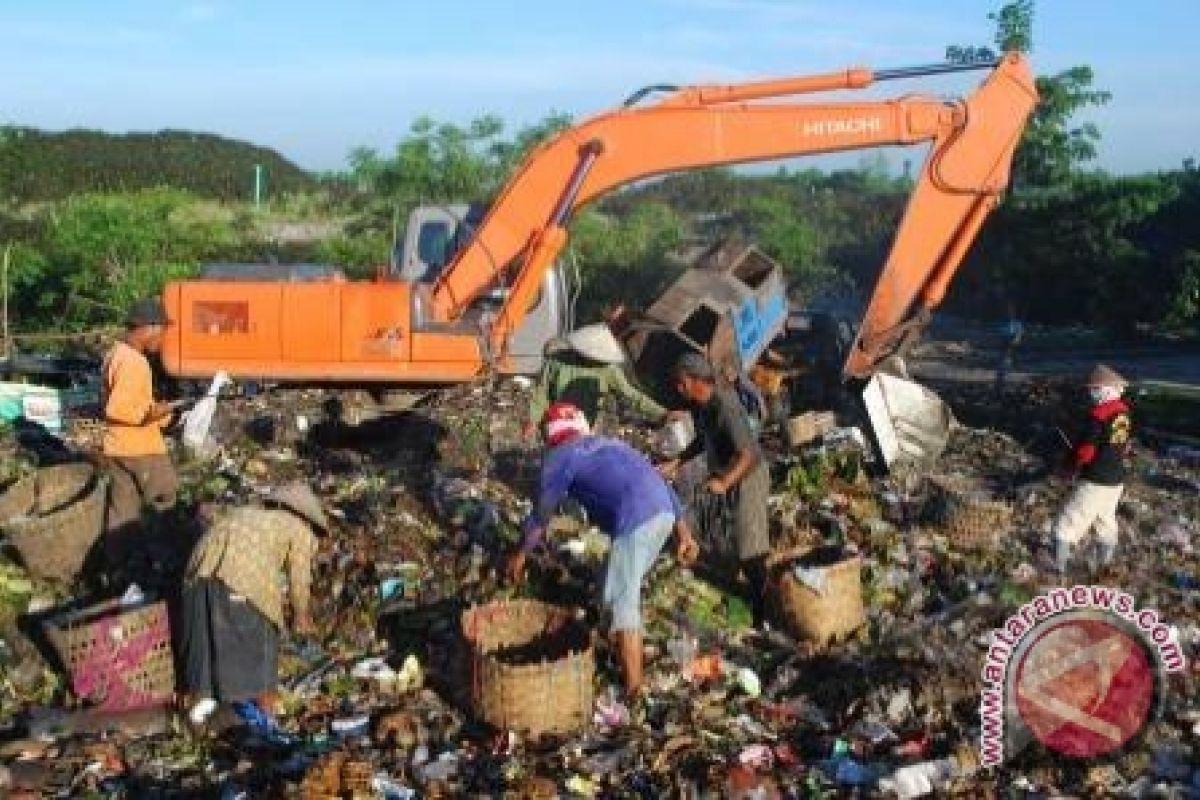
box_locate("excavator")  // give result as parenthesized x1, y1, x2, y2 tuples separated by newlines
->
(161, 53, 1037, 465)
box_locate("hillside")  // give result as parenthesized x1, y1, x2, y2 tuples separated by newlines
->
(0, 127, 316, 202)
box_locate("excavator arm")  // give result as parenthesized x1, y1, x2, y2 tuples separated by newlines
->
(428, 53, 1037, 380)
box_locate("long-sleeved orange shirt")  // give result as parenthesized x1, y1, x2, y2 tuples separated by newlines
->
(101, 340, 168, 457)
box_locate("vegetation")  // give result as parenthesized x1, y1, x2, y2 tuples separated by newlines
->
(0, 128, 314, 202)
(0, 1, 1196, 344)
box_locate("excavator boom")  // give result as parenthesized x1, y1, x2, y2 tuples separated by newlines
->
(428, 54, 1037, 378)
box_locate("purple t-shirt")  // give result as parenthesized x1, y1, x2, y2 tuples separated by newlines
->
(521, 435, 681, 551)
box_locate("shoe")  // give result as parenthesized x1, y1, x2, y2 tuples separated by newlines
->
(232, 700, 300, 746)
(188, 697, 218, 725)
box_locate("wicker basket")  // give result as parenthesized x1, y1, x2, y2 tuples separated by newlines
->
(461, 599, 594, 737)
(299, 751, 346, 800)
(769, 546, 865, 645)
(340, 759, 374, 797)
(44, 598, 175, 711)
(0, 462, 107, 582)
(926, 476, 1013, 550)
(786, 411, 837, 447)
(64, 417, 105, 451)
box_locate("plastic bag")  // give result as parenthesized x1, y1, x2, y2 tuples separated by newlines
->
(182, 371, 231, 452)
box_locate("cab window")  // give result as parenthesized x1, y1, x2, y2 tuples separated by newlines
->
(417, 221, 452, 280)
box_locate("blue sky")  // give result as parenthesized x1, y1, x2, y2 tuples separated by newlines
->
(2, 1, 1195, 174)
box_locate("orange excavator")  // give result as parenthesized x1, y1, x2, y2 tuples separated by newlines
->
(161, 53, 1037, 462)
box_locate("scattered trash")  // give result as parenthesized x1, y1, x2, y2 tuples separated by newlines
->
(0, 374, 1194, 796)
(416, 751, 459, 784)
(118, 583, 145, 606)
(738, 743, 774, 769)
(188, 697, 217, 725)
(373, 774, 416, 800)
(1166, 445, 1200, 467)
(331, 714, 371, 738)
(733, 665, 762, 698)
(877, 758, 958, 799)
(593, 691, 630, 729)
(182, 370, 232, 454)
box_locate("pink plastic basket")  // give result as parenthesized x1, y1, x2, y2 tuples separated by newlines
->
(45, 599, 175, 711)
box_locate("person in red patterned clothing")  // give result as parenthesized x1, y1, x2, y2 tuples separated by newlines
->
(1053, 365, 1133, 572)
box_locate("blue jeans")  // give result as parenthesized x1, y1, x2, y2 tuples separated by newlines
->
(603, 512, 674, 631)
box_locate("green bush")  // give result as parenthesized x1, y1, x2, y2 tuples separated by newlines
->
(315, 232, 392, 278)
(569, 202, 684, 319)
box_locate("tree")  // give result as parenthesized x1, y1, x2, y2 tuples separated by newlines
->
(488, 112, 572, 178)
(569, 202, 684, 318)
(739, 194, 829, 290)
(347, 113, 574, 209)
(344, 113, 575, 238)
(1016, 66, 1111, 187)
(991, 0, 1033, 52)
(947, 1, 1111, 187)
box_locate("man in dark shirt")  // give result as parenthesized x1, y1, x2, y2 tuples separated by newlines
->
(661, 353, 772, 627)
(1053, 364, 1133, 571)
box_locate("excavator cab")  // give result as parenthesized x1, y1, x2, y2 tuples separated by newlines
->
(394, 203, 574, 375)
(393, 203, 485, 284)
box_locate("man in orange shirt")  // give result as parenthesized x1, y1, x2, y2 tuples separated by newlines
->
(102, 298, 184, 571)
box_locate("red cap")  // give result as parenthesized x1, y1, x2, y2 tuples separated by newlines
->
(542, 402, 590, 446)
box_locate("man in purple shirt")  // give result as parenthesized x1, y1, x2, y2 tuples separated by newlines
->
(506, 402, 699, 699)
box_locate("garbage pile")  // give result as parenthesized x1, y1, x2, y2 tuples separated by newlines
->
(0, 378, 1197, 798)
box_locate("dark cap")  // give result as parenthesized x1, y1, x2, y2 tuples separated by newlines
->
(674, 351, 715, 380)
(126, 297, 167, 328)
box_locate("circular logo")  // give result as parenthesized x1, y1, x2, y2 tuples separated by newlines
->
(1013, 615, 1156, 758)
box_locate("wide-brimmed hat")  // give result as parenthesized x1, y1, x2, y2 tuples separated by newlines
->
(1087, 364, 1128, 390)
(543, 336, 570, 356)
(265, 482, 330, 532)
(126, 297, 167, 327)
(566, 324, 625, 364)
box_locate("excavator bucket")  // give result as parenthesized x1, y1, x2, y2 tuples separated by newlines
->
(861, 372, 954, 469)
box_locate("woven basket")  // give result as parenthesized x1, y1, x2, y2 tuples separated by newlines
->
(769, 546, 865, 645)
(64, 417, 105, 451)
(926, 476, 1013, 550)
(299, 751, 347, 800)
(786, 411, 838, 447)
(340, 759, 374, 796)
(462, 599, 594, 737)
(44, 598, 175, 711)
(0, 462, 107, 582)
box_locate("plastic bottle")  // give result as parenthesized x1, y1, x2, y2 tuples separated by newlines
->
(877, 758, 957, 799)
(1173, 572, 1200, 591)
(667, 636, 698, 670)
